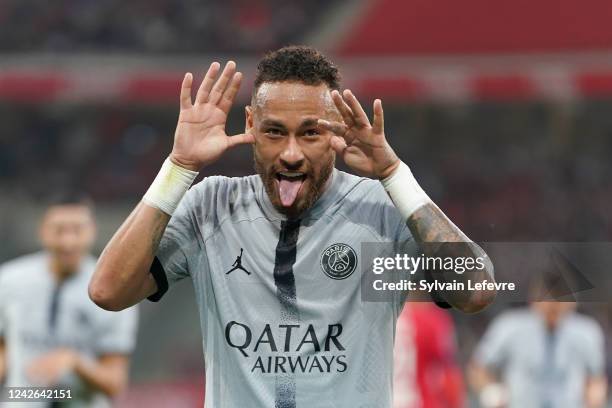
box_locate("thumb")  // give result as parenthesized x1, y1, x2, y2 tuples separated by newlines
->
(330, 135, 347, 154)
(227, 131, 255, 148)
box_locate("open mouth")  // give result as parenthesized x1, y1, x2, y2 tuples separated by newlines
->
(275, 171, 306, 207)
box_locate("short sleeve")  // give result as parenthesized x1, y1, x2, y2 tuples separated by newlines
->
(93, 306, 139, 355)
(147, 187, 201, 302)
(392, 238, 419, 317)
(473, 314, 514, 370)
(583, 320, 605, 376)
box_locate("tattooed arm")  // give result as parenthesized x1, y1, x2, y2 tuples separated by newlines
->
(319, 88, 495, 313)
(89, 203, 169, 311)
(407, 203, 495, 313)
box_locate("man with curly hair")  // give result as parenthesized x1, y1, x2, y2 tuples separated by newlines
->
(89, 46, 495, 407)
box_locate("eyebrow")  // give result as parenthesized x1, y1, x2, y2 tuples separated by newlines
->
(299, 118, 319, 128)
(259, 118, 319, 129)
(260, 119, 285, 128)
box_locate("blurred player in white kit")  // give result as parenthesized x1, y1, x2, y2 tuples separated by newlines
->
(468, 273, 607, 408)
(0, 194, 138, 407)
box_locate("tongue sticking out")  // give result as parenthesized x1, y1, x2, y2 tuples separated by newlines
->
(279, 179, 303, 207)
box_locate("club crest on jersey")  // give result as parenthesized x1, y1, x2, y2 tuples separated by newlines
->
(320, 243, 357, 280)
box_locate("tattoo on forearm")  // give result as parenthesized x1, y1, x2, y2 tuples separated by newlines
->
(406, 203, 495, 311)
(406, 203, 467, 244)
(150, 211, 167, 254)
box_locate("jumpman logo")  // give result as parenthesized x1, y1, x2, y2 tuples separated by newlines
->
(226, 248, 251, 275)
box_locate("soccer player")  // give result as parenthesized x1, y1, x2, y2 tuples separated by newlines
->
(89, 46, 495, 406)
(394, 302, 465, 408)
(0, 195, 138, 407)
(468, 298, 606, 407)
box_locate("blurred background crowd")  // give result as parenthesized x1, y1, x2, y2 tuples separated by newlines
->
(1, 0, 612, 406)
(0, 0, 338, 53)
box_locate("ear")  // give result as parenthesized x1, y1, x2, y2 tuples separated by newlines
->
(86, 213, 97, 248)
(38, 213, 50, 248)
(38, 221, 46, 247)
(245, 105, 254, 133)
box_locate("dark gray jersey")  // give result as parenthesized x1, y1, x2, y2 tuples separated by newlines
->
(150, 169, 416, 407)
(0, 252, 138, 408)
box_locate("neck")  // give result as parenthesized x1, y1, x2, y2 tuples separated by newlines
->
(49, 256, 77, 283)
(320, 169, 335, 194)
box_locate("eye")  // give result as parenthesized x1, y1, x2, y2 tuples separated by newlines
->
(266, 128, 283, 137)
(304, 128, 320, 137)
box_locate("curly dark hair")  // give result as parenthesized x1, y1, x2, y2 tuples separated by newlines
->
(253, 45, 341, 93)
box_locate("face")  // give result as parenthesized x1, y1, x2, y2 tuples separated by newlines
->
(39, 204, 96, 274)
(247, 82, 339, 218)
(531, 301, 576, 329)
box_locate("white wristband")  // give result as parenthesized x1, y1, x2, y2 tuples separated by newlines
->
(479, 383, 507, 408)
(142, 158, 199, 215)
(380, 161, 431, 219)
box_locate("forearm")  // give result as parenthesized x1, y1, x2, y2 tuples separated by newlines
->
(0, 338, 5, 384)
(73, 355, 128, 398)
(90, 156, 198, 310)
(382, 161, 495, 312)
(585, 376, 607, 408)
(89, 203, 169, 311)
(407, 203, 495, 312)
(467, 361, 497, 393)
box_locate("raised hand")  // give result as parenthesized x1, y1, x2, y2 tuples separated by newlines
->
(318, 90, 400, 179)
(170, 61, 254, 171)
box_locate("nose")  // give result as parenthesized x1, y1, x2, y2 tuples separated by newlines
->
(58, 230, 80, 252)
(279, 135, 305, 169)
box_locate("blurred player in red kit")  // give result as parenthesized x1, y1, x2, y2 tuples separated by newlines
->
(394, 302, 465, 408)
